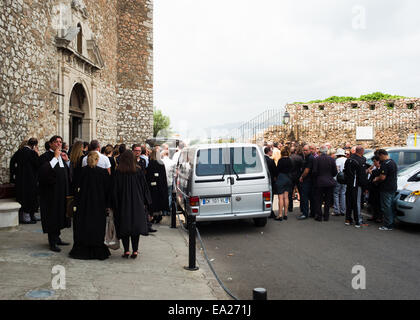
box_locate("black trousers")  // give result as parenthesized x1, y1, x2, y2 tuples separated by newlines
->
(314, 186, 334, 220)
(122, 235, 140, 252)
(48, 231, 61, 246)
(346, 186, 360, 223)
(288, 179, 299, 212)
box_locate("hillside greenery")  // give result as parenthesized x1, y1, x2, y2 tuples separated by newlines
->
(293, 92, 413, 105)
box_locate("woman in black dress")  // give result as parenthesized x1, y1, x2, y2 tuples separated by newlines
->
(275, 148, 293, 221)
(69, 152, 111, 260)
(113, 150, 151, 259)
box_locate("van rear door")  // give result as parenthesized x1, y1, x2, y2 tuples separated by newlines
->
(229, 146, 268, 215)
(194, 147, 232, 216)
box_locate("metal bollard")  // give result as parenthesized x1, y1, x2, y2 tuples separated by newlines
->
(170, 192, 176, 229)
(253, 288, 267, 300)
(184, 215, 199, 271)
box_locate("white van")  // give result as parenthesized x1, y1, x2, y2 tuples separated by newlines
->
(174, 143, 272, 227)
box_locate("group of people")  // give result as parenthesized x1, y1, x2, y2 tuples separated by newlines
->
(10, 136, 180, 260)
(263, 141, 398, 231)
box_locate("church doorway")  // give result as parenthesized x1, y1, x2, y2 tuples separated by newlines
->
(69, 83, 87, 145)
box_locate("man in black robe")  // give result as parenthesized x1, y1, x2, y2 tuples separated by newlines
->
(38, 136, 71, 252)
(15, 138, 41, 224)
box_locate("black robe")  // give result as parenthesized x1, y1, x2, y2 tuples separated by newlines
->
(145, 160, 169, 212)
(69, 166, 111, 260)
(69, 156, 84, 196)
(15, 147, 40, 213)
(112, 168, 151, 239)
(9, 150, 19, 184)
(38, 151, 71, 234)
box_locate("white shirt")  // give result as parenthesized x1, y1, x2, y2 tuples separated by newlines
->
(336, 157, 347, 173)
(82, 151, 111, 169)
(49, 150, 69, 168)
(172, 151, 181, 165)
(161, 156, 176, 186)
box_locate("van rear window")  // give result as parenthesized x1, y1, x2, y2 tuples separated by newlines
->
(195, 147, 262, 176)
(196, 148, 227, 176)
(230, 147, 262, 174)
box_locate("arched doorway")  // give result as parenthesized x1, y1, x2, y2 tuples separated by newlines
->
(69, 83, 87, 145)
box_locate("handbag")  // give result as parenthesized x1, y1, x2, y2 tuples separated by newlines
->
(66, 196, 75, 218)
(336, 171, 346, 185)
(104, 208, 120, 250)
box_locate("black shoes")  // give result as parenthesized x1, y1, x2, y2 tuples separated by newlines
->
(148, 227, 157, 233)
(56, 239, 70, 246)
(50, 245, 61, 253)
(122, 252, 130, 258)
(283, 216, 288, 220)
(130, 252, 138, 259)
(154, 215, 163, 224)
(20, 220, 36, 224)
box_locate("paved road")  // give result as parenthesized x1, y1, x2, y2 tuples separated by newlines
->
(196, 205, 420, 300)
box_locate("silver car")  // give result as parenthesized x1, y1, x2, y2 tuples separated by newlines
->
(175, 143, 272, 227)
(395, 163, 420, 224)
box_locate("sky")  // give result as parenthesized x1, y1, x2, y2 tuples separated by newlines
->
(154, 0, 420, 141)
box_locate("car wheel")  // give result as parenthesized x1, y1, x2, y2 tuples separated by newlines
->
(253, 217, 267, 227)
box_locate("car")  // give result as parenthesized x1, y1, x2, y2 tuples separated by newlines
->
(174, 143, 272, 227)
(395, 163, 420, 224)
(364, 147, 420, 171)
(397, 161, 420, 189)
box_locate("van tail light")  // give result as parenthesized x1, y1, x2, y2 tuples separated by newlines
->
(189, 196, 200, 206)
(263, 192, 271, 202)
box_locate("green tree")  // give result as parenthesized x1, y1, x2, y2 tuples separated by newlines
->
(153, 108, 171, 138)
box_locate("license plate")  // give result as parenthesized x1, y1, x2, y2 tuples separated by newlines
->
(202, 197, 230, 205)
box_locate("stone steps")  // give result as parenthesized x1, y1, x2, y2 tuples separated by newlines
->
(0, 199, 21, 230)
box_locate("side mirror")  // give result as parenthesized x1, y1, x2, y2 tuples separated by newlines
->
(408, 173, 420, 182)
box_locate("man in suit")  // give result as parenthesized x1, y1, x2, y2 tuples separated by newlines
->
(312, 146, 338, 221)
(264, 146, 276, 219)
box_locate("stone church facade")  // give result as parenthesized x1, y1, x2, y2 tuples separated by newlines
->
(0, 0, 153, 184)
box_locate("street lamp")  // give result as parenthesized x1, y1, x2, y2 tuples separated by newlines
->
(283, 111, 290, 125)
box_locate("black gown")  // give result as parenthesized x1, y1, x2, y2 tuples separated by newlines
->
(112, 168, 151, 239)
(15, 147, 40, 213)
(69, 166, 111, 260)
(145, 160, 169, 212)
(38, 151, 71, 234)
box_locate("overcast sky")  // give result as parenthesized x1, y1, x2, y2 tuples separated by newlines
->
(154, 0, 420, 140)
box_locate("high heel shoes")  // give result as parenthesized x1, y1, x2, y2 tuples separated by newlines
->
(122, 252, 130, 258)
(130, 252, 138, 259)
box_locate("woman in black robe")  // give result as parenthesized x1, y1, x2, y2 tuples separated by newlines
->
(69, 141, 85, 196)
(113, 150, 151, 259)
(145, 148, 169, 224)
(69, 152, 111, 260)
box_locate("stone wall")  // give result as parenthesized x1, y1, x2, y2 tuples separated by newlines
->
(0, 0, 59, 184)
(264, 99, 420, 149)
(117, 0, 153, 145)
(0, 0, 153, 184)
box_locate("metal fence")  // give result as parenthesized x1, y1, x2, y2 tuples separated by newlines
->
(229, 108, 285, 143)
